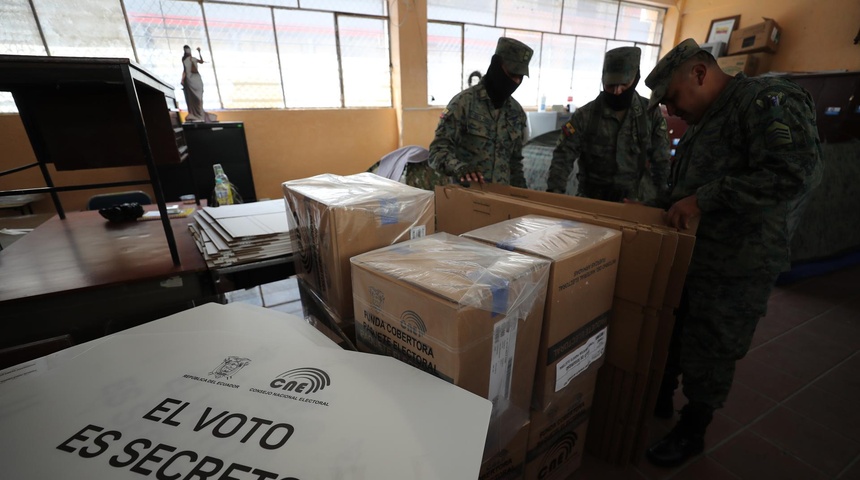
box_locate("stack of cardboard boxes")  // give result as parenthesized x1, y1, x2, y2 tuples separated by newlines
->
(435, 184, 695, 467)
(283, 174, 695, 475)
(462, 216, 622, 479)
(717, 18, 780, 77)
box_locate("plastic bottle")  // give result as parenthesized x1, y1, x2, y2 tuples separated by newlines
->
(539, 94, 547, 112)
(213, 163, 233, 206)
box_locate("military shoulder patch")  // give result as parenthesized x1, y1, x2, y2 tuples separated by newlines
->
(439, 108, 449, 119)
(765, 120, 793, 148)
(562, 121, 575, 137)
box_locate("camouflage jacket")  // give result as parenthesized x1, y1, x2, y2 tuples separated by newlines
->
(428, 82, 527, 187)
(547, 92, 670, 203)
(367, 161, 451, 191)
(663, 74, 823, 277)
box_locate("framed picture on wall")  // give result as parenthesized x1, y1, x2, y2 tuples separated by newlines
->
(707, 15, 740, 44)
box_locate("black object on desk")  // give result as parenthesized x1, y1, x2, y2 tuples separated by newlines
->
(157, 122, 257, 204)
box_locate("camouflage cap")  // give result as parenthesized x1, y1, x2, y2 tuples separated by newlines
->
(495, 37, 533, 77)
(603, 46, 641, 85)
(645, 38, 707, 109)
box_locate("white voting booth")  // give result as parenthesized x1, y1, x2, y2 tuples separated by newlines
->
(0, 304, 491, 479)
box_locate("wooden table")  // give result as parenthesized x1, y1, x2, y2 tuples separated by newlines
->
(0, 207, 213, 348)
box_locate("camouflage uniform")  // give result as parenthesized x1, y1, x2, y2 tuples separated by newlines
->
(367, 160, 450, 191)
(646, 39, 823, 410)
(548, 47, 670, 203)
(429, 37, 532, 188)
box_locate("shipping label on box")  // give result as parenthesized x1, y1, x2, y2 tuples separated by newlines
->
(283, 172, 435, 319)
(462, 215, 621, 409)
(351, 233, 550, 455)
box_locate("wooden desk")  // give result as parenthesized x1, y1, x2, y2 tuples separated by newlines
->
(0, 208, 213, 348)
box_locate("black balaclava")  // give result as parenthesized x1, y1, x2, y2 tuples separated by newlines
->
(483, 54, 520, 109)
(600, 70, 641, 111)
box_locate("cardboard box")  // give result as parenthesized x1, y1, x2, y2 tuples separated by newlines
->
(727, 18, 781, 55)
(462, 215, 621, 410)
(351, 232, 551, 455)
(283, 172, 435, 319)
(480, 420, 530, 480)
(717, 54, 758, 76)
(524, 369, 598, 480)
(719, 53, 773, 77)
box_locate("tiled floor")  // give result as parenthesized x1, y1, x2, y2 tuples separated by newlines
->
(225, 263, 860, 480)
(574, 263, 860, 480)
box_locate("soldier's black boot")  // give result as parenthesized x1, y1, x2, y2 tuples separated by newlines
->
(646, 402, 713, 468)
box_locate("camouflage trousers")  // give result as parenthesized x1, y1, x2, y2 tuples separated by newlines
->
(661, 272, 779, 410)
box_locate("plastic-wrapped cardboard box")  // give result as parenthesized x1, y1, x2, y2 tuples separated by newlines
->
(462, 215, 621, 410)
(351, 232, 550, 456)
(727, 18, 781, 55)
(283, 172, 434, 319)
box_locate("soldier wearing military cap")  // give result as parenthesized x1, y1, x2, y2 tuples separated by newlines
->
(429, 37, 533, 187)
(643, 38, 822, 468)
(547, 46, 670, 203)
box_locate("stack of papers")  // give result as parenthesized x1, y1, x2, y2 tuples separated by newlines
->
(188, 200, 292, 268)
(0, 303, 492, 479)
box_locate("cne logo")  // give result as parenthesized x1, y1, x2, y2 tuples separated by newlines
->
(400, 310, 427, 338)
(270, 367, 331, 395)
(537, 432, 578, 480)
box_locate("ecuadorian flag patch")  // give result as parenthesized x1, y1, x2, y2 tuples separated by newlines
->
(562, 121, 575, 137)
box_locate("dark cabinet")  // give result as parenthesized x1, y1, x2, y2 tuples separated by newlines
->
(156, 122, 256, 203)
(787, 72, 860, 143)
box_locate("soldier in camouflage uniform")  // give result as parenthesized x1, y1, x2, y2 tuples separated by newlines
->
(429, 37, 533, 187)
(643, 39, 823, 468)
(547, 47, 670, 203)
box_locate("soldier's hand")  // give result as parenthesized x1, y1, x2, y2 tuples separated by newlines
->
(664, 194, 700, 230)
(460, 171, 485, 185)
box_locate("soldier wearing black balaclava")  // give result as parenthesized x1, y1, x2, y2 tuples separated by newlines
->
(547, 46, 670, 203)
(429, 37, 533, 187)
